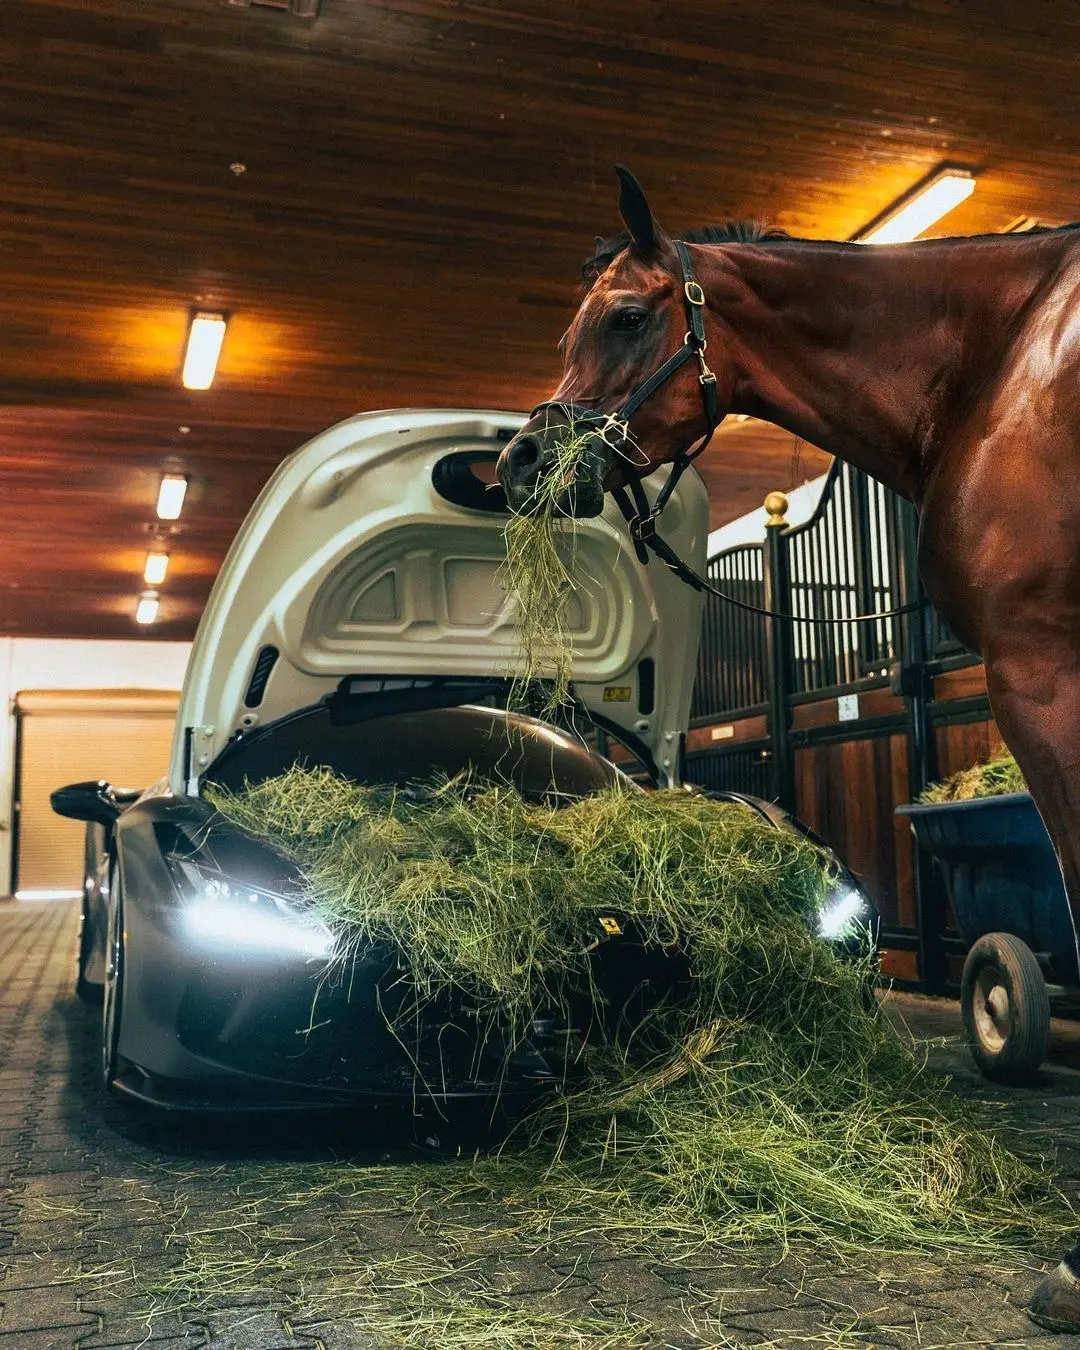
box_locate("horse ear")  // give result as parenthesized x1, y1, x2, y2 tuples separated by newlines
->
(616, 164, 658, 254)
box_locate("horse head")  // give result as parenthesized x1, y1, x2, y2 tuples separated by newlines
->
(497, 166, 734, 517)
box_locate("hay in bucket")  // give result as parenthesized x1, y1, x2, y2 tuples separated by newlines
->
(919, 748, 1028, 803)
(203, 765, 1072, 1256)
(499, 425, 597, 711)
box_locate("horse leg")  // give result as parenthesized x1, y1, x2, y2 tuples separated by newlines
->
(979, 644, 1080, 1330)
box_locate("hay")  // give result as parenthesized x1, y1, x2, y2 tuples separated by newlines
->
(499, 426, 596, 711)
(919, 749, 1028, 803)
(204, 766, 1073, 1257)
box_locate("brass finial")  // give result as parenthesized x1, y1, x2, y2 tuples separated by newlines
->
(764, 490, 789, 527)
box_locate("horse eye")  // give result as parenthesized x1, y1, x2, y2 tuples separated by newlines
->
(610, 308, 648, 333)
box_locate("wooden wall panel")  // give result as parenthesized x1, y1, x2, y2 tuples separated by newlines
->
(934, 718, 1004, 780)
(5, 1, 1080, 637)
(794, 732, 913, 930)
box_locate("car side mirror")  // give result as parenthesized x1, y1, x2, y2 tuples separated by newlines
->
(50, 780, 123, 827)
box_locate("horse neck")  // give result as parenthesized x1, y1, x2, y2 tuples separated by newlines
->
(699, 235, 1066, 501)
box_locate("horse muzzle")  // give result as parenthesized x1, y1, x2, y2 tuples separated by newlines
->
(497, 425, 611, 519)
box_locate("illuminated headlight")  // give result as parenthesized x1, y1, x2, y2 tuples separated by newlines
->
(817, 881, 872, 942)
(168, 857, 333, 960)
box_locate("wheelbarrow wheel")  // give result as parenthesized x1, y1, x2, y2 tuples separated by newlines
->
(960, 932, 1049, 1084)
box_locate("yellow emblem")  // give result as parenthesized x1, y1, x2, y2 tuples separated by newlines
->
(602, 686, 632, 702)
(598, 916, 622, 935)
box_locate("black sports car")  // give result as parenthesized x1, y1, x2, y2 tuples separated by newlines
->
(53, 409, 875, 1113)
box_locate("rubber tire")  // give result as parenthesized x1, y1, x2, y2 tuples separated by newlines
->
(101, 878, 125, 1093)
(75, 890, 103, 1004)
(960, 932, 1049, 1084)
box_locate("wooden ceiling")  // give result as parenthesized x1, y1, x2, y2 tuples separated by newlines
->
(3, 0, 1080, 639)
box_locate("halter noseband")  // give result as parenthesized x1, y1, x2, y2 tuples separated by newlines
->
(529, 239, 720, 566)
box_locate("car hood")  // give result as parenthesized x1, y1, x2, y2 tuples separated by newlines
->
(172, 408, 707, 791)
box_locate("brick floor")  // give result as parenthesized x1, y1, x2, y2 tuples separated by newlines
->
(5, 896, 1080, 1349)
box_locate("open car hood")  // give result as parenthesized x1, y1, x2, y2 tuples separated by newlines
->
(172, 408, 707, 791)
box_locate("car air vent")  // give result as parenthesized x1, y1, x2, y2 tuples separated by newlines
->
(637, 658, 655, 716)
(431, 450, 509, 513)
(243, 645, 279, 708)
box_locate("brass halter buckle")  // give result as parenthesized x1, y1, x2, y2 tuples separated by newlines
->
(684, 280, 705, 306)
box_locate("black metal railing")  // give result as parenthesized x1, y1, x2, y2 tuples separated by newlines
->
(784, 461, 910, 696)
(693, 463, 925, 725)
(684, 742, 773, 798)
(688, 459, 987, 994)
(690, 543, 767, 721)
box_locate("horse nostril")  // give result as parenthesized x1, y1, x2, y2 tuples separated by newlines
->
(506, 435, 543, 480)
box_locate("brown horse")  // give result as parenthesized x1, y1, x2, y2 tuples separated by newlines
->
(497, 168, 1080, 1327)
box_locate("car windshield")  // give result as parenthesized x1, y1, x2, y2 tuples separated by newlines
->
(202, 700, 625, 801)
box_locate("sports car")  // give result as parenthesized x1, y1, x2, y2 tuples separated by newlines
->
(53, 408, 876, 1113)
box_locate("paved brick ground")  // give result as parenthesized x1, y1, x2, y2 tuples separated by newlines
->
(5, 896, 1080, 1349)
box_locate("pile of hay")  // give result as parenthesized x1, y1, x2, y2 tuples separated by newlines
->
(499, 425, 596, 710)
(919, 748, 1028, 803)
(205, 766, 1070, 1254)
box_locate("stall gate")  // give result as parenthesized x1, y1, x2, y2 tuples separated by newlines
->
(685, 460, 1000, 991)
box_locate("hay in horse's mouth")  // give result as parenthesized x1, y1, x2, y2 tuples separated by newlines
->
(499, 427, 597, 712)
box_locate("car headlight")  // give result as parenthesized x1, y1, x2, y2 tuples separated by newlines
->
(167, 856, 334, 960)
(816, 880, 873, 942)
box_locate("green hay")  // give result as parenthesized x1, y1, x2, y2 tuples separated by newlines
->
(499, 427, 595, 711)
(204, 766, 1074, 1258)
(919, 749, 1028, 803)
(57, 767, 1069, 1347)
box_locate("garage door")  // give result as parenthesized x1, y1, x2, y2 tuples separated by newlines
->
(14, 689, 178, 896)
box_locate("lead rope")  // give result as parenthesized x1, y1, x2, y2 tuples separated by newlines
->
(614, 481, 926, 625)
(628, 516, 927, 624)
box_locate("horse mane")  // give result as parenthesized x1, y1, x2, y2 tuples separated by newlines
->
(581, 219, 1080, 287)
(582, 222, 792, 287)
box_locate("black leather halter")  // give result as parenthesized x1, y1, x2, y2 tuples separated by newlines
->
(527, 240, 927, 627)
(531, 239, 720, 567)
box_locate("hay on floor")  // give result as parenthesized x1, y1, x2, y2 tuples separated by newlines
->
(204, 766, 1071, 1256)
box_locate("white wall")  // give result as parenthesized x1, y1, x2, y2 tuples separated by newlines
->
(706, 474, 828, 555)
(0, 638, 191, 897)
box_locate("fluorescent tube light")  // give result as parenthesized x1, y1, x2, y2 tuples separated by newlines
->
(859, 170, 976, 245)
(135, 591, 160, 625)
(143, 552, 169, 585)
(156, 474, 188, 520)
(182, 311, 228, 390)
(14, 889, 82, 901)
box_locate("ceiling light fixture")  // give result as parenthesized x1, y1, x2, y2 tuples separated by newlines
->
(182, 311, 228, 390)
(156, 473, 188, 520)
(857, 168, 976, 246)
(135, 591, 160, 625)
(143, 552, 170, 585)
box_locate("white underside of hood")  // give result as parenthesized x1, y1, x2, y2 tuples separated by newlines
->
(172, 408, 708, 791)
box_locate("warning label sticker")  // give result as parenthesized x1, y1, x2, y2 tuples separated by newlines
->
(602, 686, 632, 702)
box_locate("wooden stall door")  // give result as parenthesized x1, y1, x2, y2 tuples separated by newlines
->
(794, 729, 918, 981)
(13, 689, 178, 896)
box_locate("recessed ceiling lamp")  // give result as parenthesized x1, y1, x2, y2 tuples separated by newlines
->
(135, 591, 160, 625)
(857, 168, 976, 245)
(156, 473, 188, 520)
(143, 552, 170, 585)
(182, 311, 228, 390)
